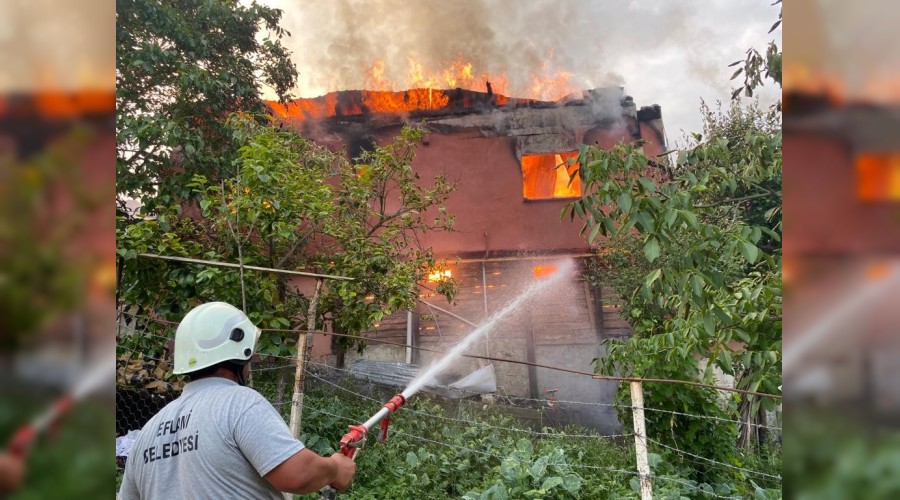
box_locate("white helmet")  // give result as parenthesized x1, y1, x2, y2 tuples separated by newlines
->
(173, 302, 260, 375)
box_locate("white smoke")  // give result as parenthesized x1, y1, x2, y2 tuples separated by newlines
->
(259, 0, 696, 98)
(257, 0, 781, 134)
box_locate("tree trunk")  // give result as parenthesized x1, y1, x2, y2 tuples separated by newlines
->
(737, 393, 770, 449)
(288, 278, 323, 438)
(335, 343, 346, 370)
(332, 321, 347, 369)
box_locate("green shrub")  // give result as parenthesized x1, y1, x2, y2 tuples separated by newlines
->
(291, 376, 780, 499)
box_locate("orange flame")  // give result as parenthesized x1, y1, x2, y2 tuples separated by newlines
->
(527, 51, 579, 101)
(362, 89, 449, 113)
(0, 91, 115, 119)
(268, 93, 345, 122)
(364, 60, 392, 90)
(398, 57, 507, 95)
(427, 269, 452, 282)
(532, 265, 559, 279)
(530, 67, 578, 101)
(857, 153, 900, 201)
(521, 152, 581, 200)
(866, 263, 891, 282)
(358, 57, 578, 102)
(783, 62, 845, 108)
(270, 56, 580, 122)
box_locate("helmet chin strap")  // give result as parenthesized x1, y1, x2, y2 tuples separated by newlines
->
(225, 361, 247, 386)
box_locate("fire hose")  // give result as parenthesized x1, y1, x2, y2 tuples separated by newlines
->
(6, 395, 77, 459)
(5, 352, 111, 459)
(320, 393, 406, 499)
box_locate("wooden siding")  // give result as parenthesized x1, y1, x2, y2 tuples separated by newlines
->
(352, 256, 634, 398)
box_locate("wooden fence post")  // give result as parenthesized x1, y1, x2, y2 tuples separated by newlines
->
(630, 381, 653, 500)
(289, 278, 323, 438)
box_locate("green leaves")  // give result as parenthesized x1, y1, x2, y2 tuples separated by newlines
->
(679, 209, 698, 229)
(406, 451, 420, 467)
(719, 350, 734, 374)
(691, 274, 705, 298)
(528, 456, 548, 481)
(117, 0, 298, 212)
(703, 315, 715, 336)
(645, 269, 663, 290)
(588, 222, 603, 244)
(473, 438, 586, 499)
(643, 237, 661, 263)
(578, 94, 782, 458)
(118, 121, 456, 358)
(741, 240, 760, 264)
(540, 476, 563, 491)
(516, 438, 534, 455)
(617, 192, 633, 213)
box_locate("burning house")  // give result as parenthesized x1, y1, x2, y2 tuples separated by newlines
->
(280, 85, 667, 431)
(1, 92, 116, 380)
(783, 94, 900, 413)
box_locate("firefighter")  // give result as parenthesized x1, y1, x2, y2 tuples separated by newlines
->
(118, 302, 355, 499)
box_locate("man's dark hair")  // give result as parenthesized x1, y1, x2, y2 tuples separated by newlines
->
(187, 360, 247, 383)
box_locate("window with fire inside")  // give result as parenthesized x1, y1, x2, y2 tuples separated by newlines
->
(857, 153, 900, 201)
(520, 152, 581, 200)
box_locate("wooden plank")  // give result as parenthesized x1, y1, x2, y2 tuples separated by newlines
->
(526, 325, 538, 399)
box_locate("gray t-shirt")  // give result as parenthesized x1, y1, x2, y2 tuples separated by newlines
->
(118, 377, 304, 500)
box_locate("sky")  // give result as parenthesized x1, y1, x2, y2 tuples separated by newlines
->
(14, 0, 900, 132)
(786, 0, 900, 102)
(0, 0, 111, 91)
(258, 0, 782, 143)
(0, 0, 781, 140)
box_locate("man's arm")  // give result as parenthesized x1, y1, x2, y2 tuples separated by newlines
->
(0, 453, 24, 492)
(232, 395, 357, 495)
(264, 449, 356, 495)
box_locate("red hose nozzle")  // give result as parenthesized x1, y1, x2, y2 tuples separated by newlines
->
(377, 394, 406, 444)
(338, 394, 406, 457)
(383, 394, 405, 413)
(7, 426, 36, 458)
(338, 424, 367, 458)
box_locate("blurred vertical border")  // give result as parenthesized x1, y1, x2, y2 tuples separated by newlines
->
(784, 0, 900, 497)
(0, 0, 114, 497)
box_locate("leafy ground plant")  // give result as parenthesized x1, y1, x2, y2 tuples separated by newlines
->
(1, 391, 112, 499)
(257, 374, 779, 499)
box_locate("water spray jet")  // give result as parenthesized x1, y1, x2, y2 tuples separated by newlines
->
(321, 261, 572, 497)
(5, 349, 113, 458)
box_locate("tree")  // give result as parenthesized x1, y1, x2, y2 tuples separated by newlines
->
(0, 129, 108, 349)
(730, 0, 782, 107)
(578, 99, 781, 469)
(568, 16, 782, 474)
(314, 125, 457, 359)
(117, 118, 456, 394)
(116, 0, 297, 215)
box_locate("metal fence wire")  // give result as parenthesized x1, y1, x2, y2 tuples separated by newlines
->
(115, 314, 781, 495)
